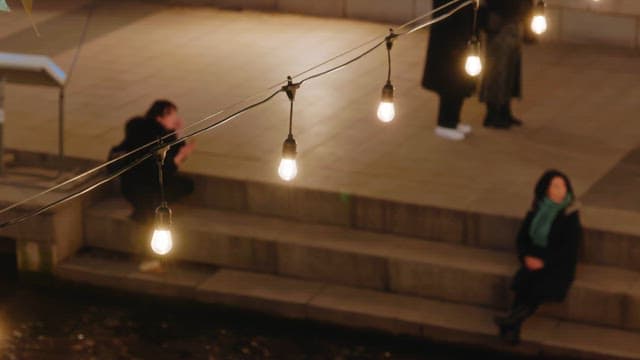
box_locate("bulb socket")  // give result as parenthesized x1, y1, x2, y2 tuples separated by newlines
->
(381, 81, 394, 102)
(155, 203, 172, 229)
(281, 134, 297, 160)
(385, 29, 396, 51)
(535, 0, 546, 14)
(468, 36, 480, 51)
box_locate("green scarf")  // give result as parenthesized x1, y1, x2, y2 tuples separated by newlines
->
(529, 194, 573, 248)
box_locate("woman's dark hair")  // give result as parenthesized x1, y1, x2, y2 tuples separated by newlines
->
(532, 169, 575, 209)
(145, 100, 177, 120)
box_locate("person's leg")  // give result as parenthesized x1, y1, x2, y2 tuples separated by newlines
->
(122, 183, 156, 223)
(165, 175, 195, 202)
(435, 95, 466, 140)
(437, 94, 463, 129)
(505, 101, 523, 126)
(496, 291, 540, 345)
(484, 102, 511, 129)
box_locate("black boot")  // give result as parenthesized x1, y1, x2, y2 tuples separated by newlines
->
(505, 103, 523, 127)
(495, 305, 530, 328)
(494, 305, 532, 346)
(500, 324, 521, 345)
(484, 103, 511, 129)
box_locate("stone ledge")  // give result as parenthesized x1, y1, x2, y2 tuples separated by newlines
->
(54, 256, 640, 360)
(84, 199, 640, 331)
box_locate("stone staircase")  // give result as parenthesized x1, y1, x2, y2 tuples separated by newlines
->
(58, 173, 640, 359)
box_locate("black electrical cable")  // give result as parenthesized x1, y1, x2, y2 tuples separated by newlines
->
(399, 0, 474, 36)
(0, 0, 475, 228)
(0, 88, 283, 229)
(0, 0, 467, 218)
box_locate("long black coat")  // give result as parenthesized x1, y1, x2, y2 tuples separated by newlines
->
(421, 0, 476, 96)
(511, 210, 582, 302)
(478, 0, 533, 103)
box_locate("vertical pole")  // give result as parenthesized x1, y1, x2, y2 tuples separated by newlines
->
(0, 77, 5, 175)
(58, 88, 64, 173)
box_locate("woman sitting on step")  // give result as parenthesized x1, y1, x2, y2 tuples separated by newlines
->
(495, 169, 582, 345)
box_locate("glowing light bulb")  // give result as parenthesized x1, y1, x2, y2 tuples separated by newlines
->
(278, 158, 297, 181)
(151, 229, 173, 255)
(465, 54, 482, 77)
(377, 81, 395, 123)
(278, 134, 298, 181)
(531, 14, 547, 35)
(151, 203, 173, 256)
(377, 101, 395, 123)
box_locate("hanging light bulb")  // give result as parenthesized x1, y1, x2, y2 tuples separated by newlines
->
(531, 0, 548, 35)
(151, 204, 173, 256)
(377, 30, 397, 123)
(278, 134, 297, 181)
(278, 76, 300, 182)
(465, 37, 482, 77)
(377, 81, 395, 123)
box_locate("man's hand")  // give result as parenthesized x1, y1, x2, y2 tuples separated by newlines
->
(174, 140, 195, 166)
(524, 256, 545, 271)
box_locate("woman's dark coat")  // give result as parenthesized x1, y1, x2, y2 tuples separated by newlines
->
(512, 209, 582, 302)
(478, 0, 533, 104)
(421, 0, 476, 97)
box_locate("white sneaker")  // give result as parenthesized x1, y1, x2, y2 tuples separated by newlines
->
(435, 126, 465, 141)
(457, 123, 472, 134)
(139, 259, 163, 273)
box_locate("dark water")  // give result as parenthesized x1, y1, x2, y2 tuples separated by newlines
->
(0, 253, 552, 360)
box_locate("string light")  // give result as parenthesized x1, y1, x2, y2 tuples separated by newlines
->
(0, 0, 478, 229)
(151, 146, 173, 256)
(279, 77, 300, 182)
(151, 203, 173, 256)
(377, 30, 397, 123)
(465, 36, 482, 77)
(531, 0, 548, 35)
(465, 0, 482, 77)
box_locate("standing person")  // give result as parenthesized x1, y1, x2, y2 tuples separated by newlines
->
(479, 0, 533, 129)
(110, 100, 195, 223)
(422, 0, 477, 141)
(495, 169, 582, 345)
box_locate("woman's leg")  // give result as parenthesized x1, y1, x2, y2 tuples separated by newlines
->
(504, 101, 523, 126)
(484, 102, 510, 128)
(496, 291, 541, 345)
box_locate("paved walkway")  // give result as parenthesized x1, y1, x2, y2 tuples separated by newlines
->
(2, 0, 640, 234)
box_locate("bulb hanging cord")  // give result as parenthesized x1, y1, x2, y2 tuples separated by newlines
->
(471, 0, 479, 37)
(155, 141, 169, 204)
(283, 76, 300, 135)
(385, 29, 397, 82)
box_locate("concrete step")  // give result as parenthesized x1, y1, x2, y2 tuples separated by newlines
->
(178, 173, 640, 273)
(55, 252, 640, 360)
(85, 198, 640, 331)
(0, 179, 96, 272)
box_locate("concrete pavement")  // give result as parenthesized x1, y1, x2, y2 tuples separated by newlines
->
(2, 1, 640, 248)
